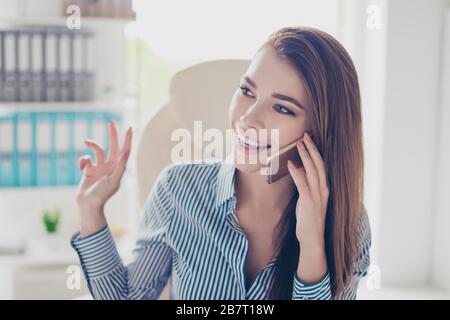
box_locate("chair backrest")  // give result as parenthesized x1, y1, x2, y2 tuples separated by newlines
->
(135, 59, 250, 209)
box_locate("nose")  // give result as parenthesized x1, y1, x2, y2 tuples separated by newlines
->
(238, 104, 266, 131)
(237, 105, 270, 142)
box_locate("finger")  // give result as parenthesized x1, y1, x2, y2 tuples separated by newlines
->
(303, 132, 328, 194)
(84, 139, 105, 164)
(108, 121, 119, 162)
(297, 139, 320, 200)
(79, 155, 93, 171)
(109, 146, 131, 183)
(109, 127, 132, 182)
(287, 160, 310, 198)
(120, 126, 132, 160)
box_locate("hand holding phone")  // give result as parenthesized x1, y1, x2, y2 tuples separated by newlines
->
(262, 138, 303, 184)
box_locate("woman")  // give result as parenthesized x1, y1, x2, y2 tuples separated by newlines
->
(72, 26, 371, 300)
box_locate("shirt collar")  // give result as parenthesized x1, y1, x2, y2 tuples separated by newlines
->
(213, 151, 280, 266)
(214, 152, 237, 209)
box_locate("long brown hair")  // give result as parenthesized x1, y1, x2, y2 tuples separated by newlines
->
(266, 27, 365, 299)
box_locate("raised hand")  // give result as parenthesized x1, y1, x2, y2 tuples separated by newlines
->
(76, 121, 132, 211)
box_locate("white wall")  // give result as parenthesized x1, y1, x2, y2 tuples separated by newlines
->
(340, 0, 450, 289)
(337, 0, 386, 277)
(379, 0, 449, 286)
(134, 0, 342, 67)
(432, 8, 450, 291)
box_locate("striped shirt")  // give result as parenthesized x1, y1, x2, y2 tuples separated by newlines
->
(71, 158, 371, 300)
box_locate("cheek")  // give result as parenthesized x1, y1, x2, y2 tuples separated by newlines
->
(276, 119, 307, 146)
(228, 92, 244, 125)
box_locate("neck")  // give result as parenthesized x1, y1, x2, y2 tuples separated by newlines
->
(235, 167, 296, 219)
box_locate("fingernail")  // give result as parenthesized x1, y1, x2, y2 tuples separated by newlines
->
(298, 141, 304, 150)
(287, 160, 293, 169)
(304, 132, 311, 142)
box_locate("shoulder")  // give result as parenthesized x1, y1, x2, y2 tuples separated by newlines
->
(158, 158, 224, 196)
(141, 159, 224, 228)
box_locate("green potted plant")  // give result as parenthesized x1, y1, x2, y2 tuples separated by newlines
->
(41, 208, 61, 251)
(42, 209, 61, 234)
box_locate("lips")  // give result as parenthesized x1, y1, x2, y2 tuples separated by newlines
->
(235, 129, 271, 149)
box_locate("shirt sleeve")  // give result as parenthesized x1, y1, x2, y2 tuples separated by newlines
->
(292, 270, 332, 300)
(291, 205, 371, 300)
(71, 164, 175, 300)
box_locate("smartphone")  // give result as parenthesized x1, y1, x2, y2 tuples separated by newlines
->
(262, 138, 303, 184)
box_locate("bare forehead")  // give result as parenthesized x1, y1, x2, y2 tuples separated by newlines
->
(244, 44, 307, 101)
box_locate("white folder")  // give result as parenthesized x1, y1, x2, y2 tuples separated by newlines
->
(17, 115, 32, 184)
(3, 30, 18, 101)
(45, 28, 58, 101)
(18, 29, 32, 101)
(74, 117, 88, 154)
(92, 117, 107, 150)
(31, 29, 44, 101)
(73, 32, 83, 101)
(59, 29, 71, 101)
(0, 119, 13, 154)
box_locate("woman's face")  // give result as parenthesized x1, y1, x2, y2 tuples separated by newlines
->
(229, 43, 310, 174)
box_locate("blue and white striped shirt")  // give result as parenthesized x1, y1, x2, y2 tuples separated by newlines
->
(71, 158, 371, 300)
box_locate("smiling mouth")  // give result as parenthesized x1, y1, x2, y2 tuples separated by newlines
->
(235, 130, 271, 150)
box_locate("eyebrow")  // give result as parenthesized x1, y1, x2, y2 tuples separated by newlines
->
(242, 76, 305, 110)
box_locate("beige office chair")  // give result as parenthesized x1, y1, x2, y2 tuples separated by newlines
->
(135, 59, 250, 208)
(135, 59, 250, 299)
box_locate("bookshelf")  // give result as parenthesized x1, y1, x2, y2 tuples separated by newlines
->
(0, 0, 139, 299)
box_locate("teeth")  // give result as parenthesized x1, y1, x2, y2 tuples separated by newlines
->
(236, 130, 270, 148)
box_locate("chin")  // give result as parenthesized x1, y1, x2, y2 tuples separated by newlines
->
(232, 139, 269, 175)
(229, 121, 272, 172)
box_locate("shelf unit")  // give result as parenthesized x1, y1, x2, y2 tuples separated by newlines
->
(0, 0, 140, 299)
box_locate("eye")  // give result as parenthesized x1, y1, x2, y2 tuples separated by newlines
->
(273, 105, 294, 116)
(239, 85, 254, 97)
